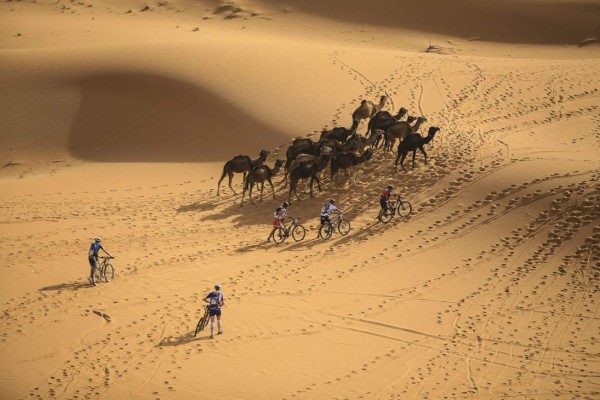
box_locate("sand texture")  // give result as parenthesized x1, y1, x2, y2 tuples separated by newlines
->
(1, 0, 599, 399)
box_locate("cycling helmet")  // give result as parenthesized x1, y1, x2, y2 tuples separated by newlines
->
(215, 283, 221, 290)
(387, 185, 393, 190)
(329, 199, 335, 204)
(282, 201, 289, 208)
(95, 237, 102, 242)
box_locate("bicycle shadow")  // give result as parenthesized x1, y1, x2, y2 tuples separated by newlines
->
(157, 331, 212, 347)
(39, 281, 92, 292)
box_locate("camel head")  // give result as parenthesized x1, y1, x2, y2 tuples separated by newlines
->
(397, 107, 408, 119)
(259, 149, 270, 157)
(379, 95, 388, 105)
(372, 129, 384, 141)
(274, 159, 285, 169)
(417, 117, 428, 124)
(428, 126, 441, 137)
(407, 115, 416, 124)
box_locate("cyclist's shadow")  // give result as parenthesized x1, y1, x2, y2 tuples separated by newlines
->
(157, 331, 211, 347)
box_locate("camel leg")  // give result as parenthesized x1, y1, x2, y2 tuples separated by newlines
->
(419, 145, 428, 164)
(217, 166, 228, 196)
(259, 182, 265, 202)
(268, 178, 276, 199)
(227, 172, 238, 195)
(411, 150, 417, 169)
(398, 152, 408, 172)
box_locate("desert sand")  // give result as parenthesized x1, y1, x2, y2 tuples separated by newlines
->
(1, 0, 599, 399)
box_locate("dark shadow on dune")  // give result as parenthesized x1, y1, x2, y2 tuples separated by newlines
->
(263, 0, 600, 45)
(39, 281, 91, 291)
(68, 72, 288, 162)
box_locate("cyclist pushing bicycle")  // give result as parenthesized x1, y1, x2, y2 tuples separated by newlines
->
(203, 283, 225, 339)
(88, 237, 112, 285)
(267, 201, 289, 241)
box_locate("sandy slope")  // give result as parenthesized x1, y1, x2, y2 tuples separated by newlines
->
(1, 0, 599, 399)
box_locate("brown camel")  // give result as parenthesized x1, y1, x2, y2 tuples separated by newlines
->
(352, 95, 388, 125)
(395, 126, 440, 172)
(367, 107, 408, 135)
(384, 116, 426, 152)
(283, 137, 318, 186)
(320, 119, 359, 142)
(241, 159, 285, 206)
(217, 149, 270, 195)
(288, 152, 332, 203)
(330, 148, 374, 184)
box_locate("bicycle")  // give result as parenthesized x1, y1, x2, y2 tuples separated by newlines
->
(92, 256, 115, 285)
(272, 217, 306, 244)
(378, 196, 412, 224)
(194, 305, 210, 336)
(319, 212, 351, 240)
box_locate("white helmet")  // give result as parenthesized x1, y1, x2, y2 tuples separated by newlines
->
(95, 237, 102, 242)
(215, 283, 221, 290)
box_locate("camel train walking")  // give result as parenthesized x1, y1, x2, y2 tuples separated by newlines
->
(215, 96, 441, 208)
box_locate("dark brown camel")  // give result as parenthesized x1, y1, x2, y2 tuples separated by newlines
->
(367, 107, 408, 135)
(283, 137, 318, 186)
(320, 119, 359, 142)
(217, 149, 270, 195)
(288, 152, 332, 203)
(352, 96, 388, 125)
(330, 148, 374, 184)
(241, 159, 285, 206)
(394, 127, 440, 172)
(384, 116, 426, 152)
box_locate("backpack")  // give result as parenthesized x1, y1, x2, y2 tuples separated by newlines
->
(321, 204, 329, 213)
(274, 207, 282, 217)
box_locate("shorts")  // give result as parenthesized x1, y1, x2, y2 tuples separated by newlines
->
(273, 218, 282, 227)
(320, 215, 330, 225)
(209, 308, 222, 317)
(380, 199, 388, 210)
(88, 256, 98, 268)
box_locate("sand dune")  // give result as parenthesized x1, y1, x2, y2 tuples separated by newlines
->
(0, 0, 599, 399)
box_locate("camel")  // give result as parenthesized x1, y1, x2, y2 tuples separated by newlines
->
(320, 119, 359, 142)
(217, 149, 270, 195)
(330, 148, 374, 184)
(367, 107, 408, 135)
(288, 152, 332, 203)
(283, 137, 318, 186)
(352, 95, 388, 125)
(241, 159, 285, 206)
(394, 126, 440, 172)
(285, 146, 333, 186)
(384, 116, 426, 152)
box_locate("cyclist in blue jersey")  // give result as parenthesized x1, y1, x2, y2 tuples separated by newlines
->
(204, 283, 225, 339)
(88, 237, 112, 285)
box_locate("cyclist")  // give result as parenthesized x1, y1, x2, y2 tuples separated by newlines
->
(88, 237, 112, 285)
(267, 201, 289, 241)
(320, 198, 342, 227)
(203, 283, 225, 339)
(380, 185, 394, 216)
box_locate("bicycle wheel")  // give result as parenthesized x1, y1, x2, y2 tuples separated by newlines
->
(92, 267, 103, 285)
(319, 222, 333, 240)
(291, 224, 306, 242)
(378, 208, 393, 224)
(338, 219, 351, 236)
(195, 308, 210, 336)
(272, 227, 287, 244)
(103, 263, 114, 282)
(397, 201, 412, 218)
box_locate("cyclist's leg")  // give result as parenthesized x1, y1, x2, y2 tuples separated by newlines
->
(216, 309, 223, 334)
(88, 256, 97, 283)
(209, 312, 216, 338)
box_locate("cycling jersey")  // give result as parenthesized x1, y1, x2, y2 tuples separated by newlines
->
(205, 291, 224, 309)
(89, 242, 103, 257)
(321, 204, 338, 217)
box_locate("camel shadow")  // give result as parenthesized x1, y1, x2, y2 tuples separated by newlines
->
(39, 281, 91, 292)
(157, 331, 212, 347)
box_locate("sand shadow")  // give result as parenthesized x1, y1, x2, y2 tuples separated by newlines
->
(158, 331, 212, 347)
(39, 281, 92, 292)
(68, 72, 288, 162)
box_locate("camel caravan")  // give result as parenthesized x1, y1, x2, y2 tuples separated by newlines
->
(216, 95, 441, 205)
